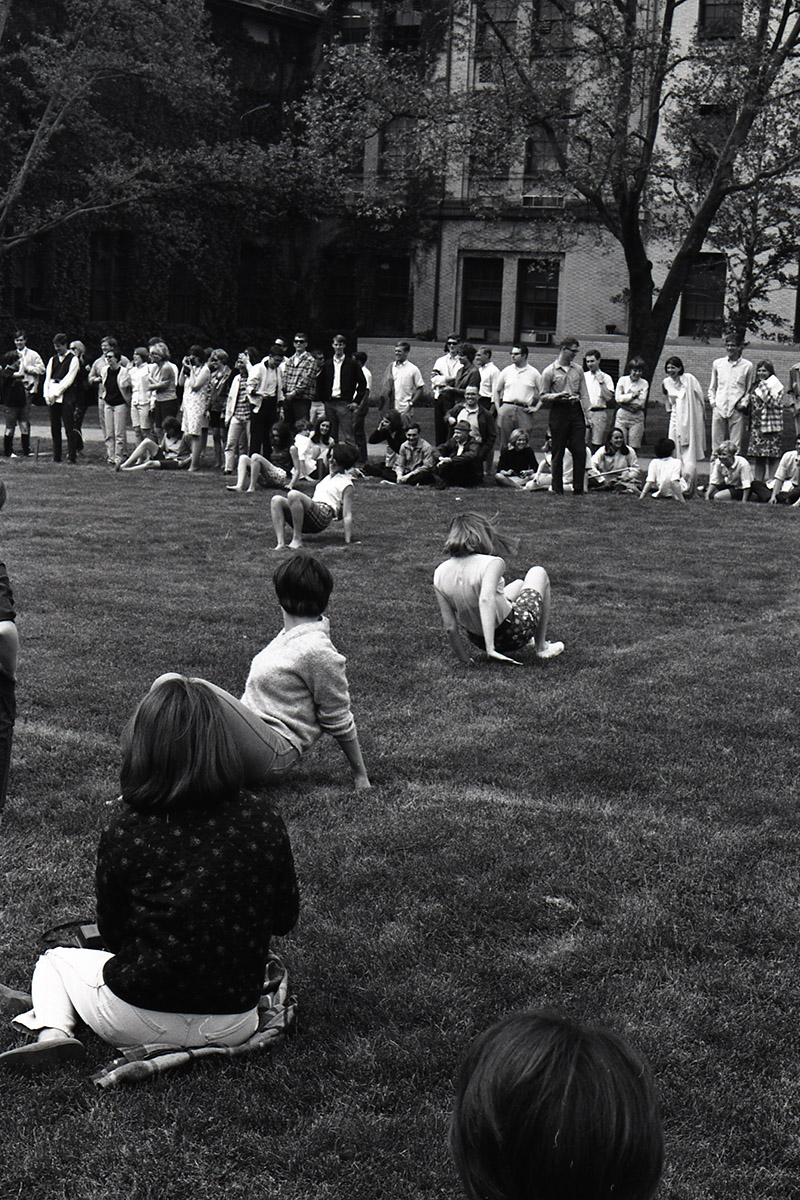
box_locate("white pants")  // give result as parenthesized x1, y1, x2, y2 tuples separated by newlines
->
(13, 948, 259, 1050)
(100, 400, 128, 464)
(224, 417, 250, 471)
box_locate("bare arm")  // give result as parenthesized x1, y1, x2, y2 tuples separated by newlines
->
(335, 731, 370, 789)
(434, 587, 471, 664)
(341, 485, 354, 544)
(479, 558, 521, 664)
(0, 621, 18, 680)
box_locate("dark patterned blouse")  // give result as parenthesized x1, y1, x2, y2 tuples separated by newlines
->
(95, 795, 299, 1015)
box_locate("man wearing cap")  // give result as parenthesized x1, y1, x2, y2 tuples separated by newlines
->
(434, 418, 482, 488)
(445, 383, 497, 475)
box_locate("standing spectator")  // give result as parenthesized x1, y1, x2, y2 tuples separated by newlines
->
(475, 346, 500, 409)
(178, 345, 211, 473)
(352, 351, 372, 467)
(431, 336, 463, 443)
(379, 341, 424, 427)
(249, 346, 283, 458)
(43, 334, 80, 464)
(661, 356, 706, 496)
(494, 345, 542, 457)
(68, 341, 90, 453)
(614, 356, 648, 449)
(540, 337, 590, 495)
(128, 347, 153, 445)
(147, 341, 179, 436)
(12, 330, 45, 401)
(583, 350, 615, 450)
(280, 333, 317, 425)
(2, 353, 30, 458)
(786, 358, 800, 437)
(99, 347, 131, 468)
(223, 352, 253, 474)
(748, 360, 784, 485)
(88, 337, 130, 462)
(707, 335, 754, 452)
(207, 349, 232, 470)
(435, 344, 482, 445)
(316, 335, 366, 448)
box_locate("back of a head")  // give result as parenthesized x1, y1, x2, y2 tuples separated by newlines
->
(450, 1011, 663, 1200)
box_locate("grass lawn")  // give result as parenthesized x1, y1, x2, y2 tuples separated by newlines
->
(0, 448, 797, 1200)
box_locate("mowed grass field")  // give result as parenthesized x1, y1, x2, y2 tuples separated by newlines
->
(0, 450, 797, 1200)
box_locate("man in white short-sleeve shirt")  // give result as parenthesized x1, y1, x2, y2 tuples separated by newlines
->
(380, 341, 424, 425)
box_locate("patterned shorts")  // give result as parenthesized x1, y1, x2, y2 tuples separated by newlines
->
(467, 588, 543, 653)
(300, 501, 335, 534)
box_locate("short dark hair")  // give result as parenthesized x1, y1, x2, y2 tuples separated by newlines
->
(511, 345, 528, 358)
(162, 416, 182, 436)
(270, 420, 293, 448)
(53, 333, 68, 348)
(627, 356, 646, 372)
(269, 344, 284, 358)
(355, 351, 368, 365)
(13, 330, 26, 340)
(102, 336, 119, 352)
(121, 677, 244, 814)
(459, 342, 476, 362)
(560, 336, 580, 350)
(664, 355, 684, 373)
(273, 551, 333, 617)
(585, 349, 602, 361)
(189, 344, 209, 363)
(451, 1010, 663, 1200)
(654, 437, 675, 458)
(244, 346, 259, 362)
(331, 442, 358, 469)
(395, 340, 411, 352)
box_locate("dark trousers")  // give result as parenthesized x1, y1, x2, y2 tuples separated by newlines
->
(550, 403, 587, 494)
(324, 401, 356, 447)
(250, 398, 278, 456)
(49, 398, 76, 462)
(437, 458, 482, 488)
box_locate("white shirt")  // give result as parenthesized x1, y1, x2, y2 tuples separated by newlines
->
(331, 355, 345, 399)
(495, 363, 541, 408)
(17, 347, 46, 394)
(478, 361, 501, 401)
(645, 456, 683, 496)
(312, 472, 353, 516)
(431, 352, 460, 396)
(584, 369, 615, 408)
(708, 356, 754, 418)
(710, 455, 753, 490)
(392, 360, 423, 413)
(773, 450, 800, 489)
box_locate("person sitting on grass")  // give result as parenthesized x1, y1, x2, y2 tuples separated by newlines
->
(392, 421, 437, 485)
(433, 511, 564, 665)
(450, 1010, 663, 1200)
(638, 437, 687, 503)
(360, 410, 407, 480)
(153, 554, 370, 792)
(117, 416, 191, 472)
(768, 435, 800, 505)
(494, 428, 538, 490)
(588, 428, 642, 493)
(288, 417, 333, 488)
(705, 440, 753, 503)
(271, 443, 358, 550)
(227, 422, 294, 493)
(434, 420, 483, 489)
(0, 676, 299, 1074)
(526, 434, 574, 491)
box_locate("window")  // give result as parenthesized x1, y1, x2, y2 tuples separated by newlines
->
(531, 0, 572, 52)
(516, 258, 559, 340)
(461, 257, 503, 341)
(168, 261, 202, 326)
(387, 2, 422, 52)
(1, 238, 49, 320)
(475, 1, 517, 84)
(698, 0, 742, 39)
(372, 256, 410, 334)
(89, 231, 131, 322)
(322, 254, 358, 331)
(237, 242, 271, 329)
(523, 124, 561, 176)
(679, 253, 726, 337)
(340, 1, 373, 45)
(378, 116, 415, 180)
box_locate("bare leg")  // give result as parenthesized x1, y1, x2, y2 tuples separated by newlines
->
(271, 494, 291, 547)
(287, 491, 312, 548)
(119, 438, 158, 470)
(228, 454, 252, 492)
(496, 475, 524, 489)
(247, 454, 268, 492)
(188, 434, 202, 472)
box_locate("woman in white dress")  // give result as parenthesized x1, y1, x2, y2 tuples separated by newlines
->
(661, 356, 706, 496)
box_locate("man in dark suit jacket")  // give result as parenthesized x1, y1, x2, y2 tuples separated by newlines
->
(316, 335, 367, 447)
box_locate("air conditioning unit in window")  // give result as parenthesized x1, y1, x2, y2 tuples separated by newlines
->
(533, 331, 554, 345)
(521, 194, 565, 209)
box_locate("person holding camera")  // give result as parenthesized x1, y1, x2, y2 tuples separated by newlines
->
(0, 676, 299, 1073)
(178, 344, 212, 472)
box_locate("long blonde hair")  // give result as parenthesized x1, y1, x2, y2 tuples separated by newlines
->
(444, 512, 516, 558)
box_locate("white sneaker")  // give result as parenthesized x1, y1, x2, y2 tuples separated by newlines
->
(535, 641, 564, 660)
